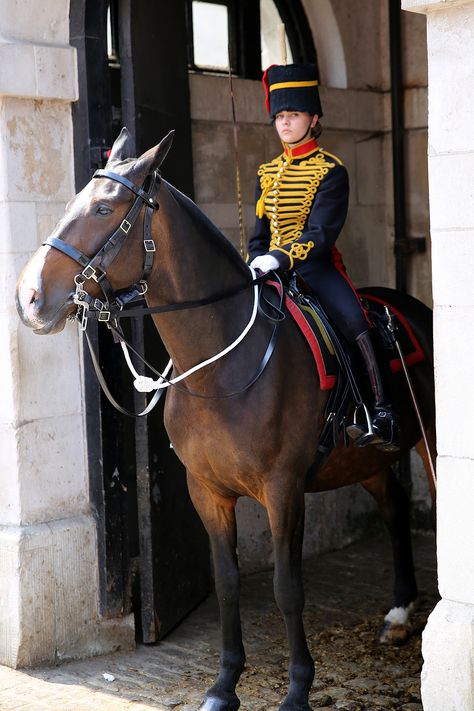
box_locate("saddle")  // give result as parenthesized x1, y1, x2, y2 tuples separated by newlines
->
(266, 278, 426, 466)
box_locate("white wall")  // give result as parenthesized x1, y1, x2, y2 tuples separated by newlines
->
(402, 1, 474, 709)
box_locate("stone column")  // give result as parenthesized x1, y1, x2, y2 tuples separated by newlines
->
(402, 1, 474, 709)
(0, 1, 133, 667)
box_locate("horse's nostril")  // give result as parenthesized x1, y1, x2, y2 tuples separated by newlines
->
(21, 287, 42, 315)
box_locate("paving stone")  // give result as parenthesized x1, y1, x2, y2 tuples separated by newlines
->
(0, 532, 437, 711)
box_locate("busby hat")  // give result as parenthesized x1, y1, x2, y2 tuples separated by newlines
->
(262, 63, 323, 119)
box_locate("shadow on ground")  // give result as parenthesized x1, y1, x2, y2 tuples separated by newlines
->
(1, 532, 437, 711)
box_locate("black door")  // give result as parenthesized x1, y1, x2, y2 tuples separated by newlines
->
(70, 0, 210, 642)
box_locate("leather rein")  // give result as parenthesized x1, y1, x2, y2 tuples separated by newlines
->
(43, 168, 282, 417)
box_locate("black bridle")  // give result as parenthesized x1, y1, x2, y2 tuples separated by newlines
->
(43, 167, 283, 416)
(43, 168, 161, 329)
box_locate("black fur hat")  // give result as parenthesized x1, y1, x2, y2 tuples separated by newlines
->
(262, 63, 323, 119)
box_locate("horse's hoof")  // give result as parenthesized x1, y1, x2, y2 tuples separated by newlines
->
(379, 620, 411, 645)
(379, 601, 416, 645)
(198, 694, 240, 711)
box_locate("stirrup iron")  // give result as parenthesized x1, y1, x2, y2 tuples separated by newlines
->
(345, 403, 378, 446)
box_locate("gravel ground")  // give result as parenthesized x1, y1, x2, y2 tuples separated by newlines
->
(0, 531, 437, 710)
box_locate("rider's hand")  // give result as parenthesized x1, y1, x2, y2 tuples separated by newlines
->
(250, 254, 280, 274)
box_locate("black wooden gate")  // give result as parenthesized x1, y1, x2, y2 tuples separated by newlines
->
(70, 0, 210, 642)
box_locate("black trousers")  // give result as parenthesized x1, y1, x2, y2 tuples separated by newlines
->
(296, 254, 371, 342)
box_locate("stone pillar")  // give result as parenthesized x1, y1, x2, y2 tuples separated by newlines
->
(402, 1, 474, 709)
(0, 1, 133, 667)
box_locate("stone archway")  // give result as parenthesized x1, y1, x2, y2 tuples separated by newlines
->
(302, 0, 348, 88)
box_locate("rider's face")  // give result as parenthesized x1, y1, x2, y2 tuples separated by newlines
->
(274, 111, 318, 145)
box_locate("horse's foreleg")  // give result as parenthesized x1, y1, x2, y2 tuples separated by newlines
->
(187, 474, 244, 711)
(265, 479, 314, 711)
(361, 467, 418, 644)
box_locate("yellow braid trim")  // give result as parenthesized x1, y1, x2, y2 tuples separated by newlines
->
(256, 192, 266, 218)
(256, 174, 275, 218)
(272, 246, 295, 271)
(288, 241, 315, 262)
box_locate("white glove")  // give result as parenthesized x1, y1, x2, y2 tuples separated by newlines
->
(250, 254, 280, 274)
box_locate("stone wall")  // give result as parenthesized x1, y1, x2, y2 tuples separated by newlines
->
(402, 1, 474, 709)
(190, 1, 430, 303)
(0, 0, 133, 668)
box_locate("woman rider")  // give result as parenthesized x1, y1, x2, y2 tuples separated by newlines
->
(248, 63, 399, 451)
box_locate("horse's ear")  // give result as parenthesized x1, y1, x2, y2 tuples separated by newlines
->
(133, 130, 175, 175)
(107, 127, 134, 163)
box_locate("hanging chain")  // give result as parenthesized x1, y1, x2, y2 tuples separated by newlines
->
(228, 48, 246, 259)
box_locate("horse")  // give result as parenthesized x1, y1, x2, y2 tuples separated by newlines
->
(16, 128, 436, 711)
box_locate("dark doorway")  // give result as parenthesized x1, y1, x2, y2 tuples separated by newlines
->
(70, 0, 210, 642)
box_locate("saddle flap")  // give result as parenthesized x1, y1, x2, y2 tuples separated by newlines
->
(359, 293, 426, 373)
(266, 280, 337, 390)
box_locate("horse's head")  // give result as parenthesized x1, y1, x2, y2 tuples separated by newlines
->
(15, 127, 174, 334)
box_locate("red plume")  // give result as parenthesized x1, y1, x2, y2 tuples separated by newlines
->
(262, 64, 276, 114)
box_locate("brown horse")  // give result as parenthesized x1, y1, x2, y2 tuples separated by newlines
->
(16, 129, 435, 711)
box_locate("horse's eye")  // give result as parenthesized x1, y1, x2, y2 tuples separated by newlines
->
(96, 205, 112, 216)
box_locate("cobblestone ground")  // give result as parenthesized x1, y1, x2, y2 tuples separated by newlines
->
(0, 532, 437, 711)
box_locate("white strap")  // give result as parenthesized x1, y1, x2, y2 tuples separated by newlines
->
(121, 267, 260, 393)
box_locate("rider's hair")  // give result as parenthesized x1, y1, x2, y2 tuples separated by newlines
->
(312, 120, 323, 139)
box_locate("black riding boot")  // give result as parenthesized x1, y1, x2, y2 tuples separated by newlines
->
(346, 329, 400, 451)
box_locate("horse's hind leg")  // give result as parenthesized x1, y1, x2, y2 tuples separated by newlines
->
(361, 466, 418, 644)
(187, 474, 244, 711)
(265, 478, 314, 711)
(415, 424, 437, 516)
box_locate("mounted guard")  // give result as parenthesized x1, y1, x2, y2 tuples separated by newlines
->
(249, 62, 399, 451)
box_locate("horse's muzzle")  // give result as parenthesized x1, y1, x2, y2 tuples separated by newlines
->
(15, 282, 75, 334)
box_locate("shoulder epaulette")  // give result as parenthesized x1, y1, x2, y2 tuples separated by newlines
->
(320, 149, 344, 166)
(258, 155, 283, 173)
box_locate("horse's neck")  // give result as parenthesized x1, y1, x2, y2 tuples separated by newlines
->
(146, 184, 253, 371)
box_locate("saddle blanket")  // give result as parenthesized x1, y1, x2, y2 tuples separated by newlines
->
(267, 281, 425, 390)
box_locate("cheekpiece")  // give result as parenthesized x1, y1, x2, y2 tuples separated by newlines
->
(262, 63, 323, 119)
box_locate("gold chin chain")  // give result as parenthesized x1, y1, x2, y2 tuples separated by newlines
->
(228, 64, 246, 258)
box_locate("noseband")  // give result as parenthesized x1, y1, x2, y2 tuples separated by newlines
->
(43, 168, 161, 329)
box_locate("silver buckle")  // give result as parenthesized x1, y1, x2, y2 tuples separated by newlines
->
(82, 264, 97, 281)
(98, 311, 111, 322)
(144, 239, 156, 252)
(120, 219, 132, 234)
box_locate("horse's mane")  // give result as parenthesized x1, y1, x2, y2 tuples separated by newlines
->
(108, 158, 249, 272)
(165, 181, 248, 271)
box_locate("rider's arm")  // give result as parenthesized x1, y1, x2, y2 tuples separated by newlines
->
(248, 179, 271, 263)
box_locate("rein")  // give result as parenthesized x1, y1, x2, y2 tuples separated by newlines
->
(44, 168, 283, 417)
